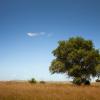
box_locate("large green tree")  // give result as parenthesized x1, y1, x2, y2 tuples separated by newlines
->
(49, 37, 100, 85)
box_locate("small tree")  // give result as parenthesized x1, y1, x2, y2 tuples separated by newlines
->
(49, 37, 100, 85)
(29, 78, 37, 84)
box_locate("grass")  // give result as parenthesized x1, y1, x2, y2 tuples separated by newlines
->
(0, 81, 100, 100)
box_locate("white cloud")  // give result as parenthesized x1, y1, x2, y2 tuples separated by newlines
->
(27, 32, 38, 37)
(27, 32, 53, 37)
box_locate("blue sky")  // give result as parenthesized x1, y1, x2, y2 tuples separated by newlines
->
(0, 0, 100, 81)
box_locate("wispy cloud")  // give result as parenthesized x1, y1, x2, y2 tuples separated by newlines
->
(40, 32, 46, 35)
(47, 33, 53, 37)
(27, 32, 53, 37)
(27, 32, 38, 37)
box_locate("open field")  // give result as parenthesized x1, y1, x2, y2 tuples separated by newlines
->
(0, 82, 100, 100)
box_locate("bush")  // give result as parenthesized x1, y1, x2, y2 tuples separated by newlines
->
(81, 78, 90, 85)
(84, 80, 90, 85)
(73, 78, 82, 85)
(96, 79, 100, 82)
(40, 81, 46, 84)
(29, 78, 37, 84)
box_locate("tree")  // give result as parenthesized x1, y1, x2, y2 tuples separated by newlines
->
(29, 78, 37, 84)
(96, 64, 100, 80)
(49, 37, 100, 85)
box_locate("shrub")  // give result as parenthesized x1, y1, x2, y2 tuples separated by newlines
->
(29, 78, 37, 84)
(73, 77, 82, 85)
(40, 81, 46, 84)
(84, 80, 90, 85)
(73, 77, 91, 85)
(96, 79, 100, 82)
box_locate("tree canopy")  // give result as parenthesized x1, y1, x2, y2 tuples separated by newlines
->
(49, 37, 100, 85)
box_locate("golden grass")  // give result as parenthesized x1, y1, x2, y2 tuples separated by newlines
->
(0, 82, 100, 100)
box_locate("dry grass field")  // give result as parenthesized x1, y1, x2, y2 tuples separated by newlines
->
(0, 81, 100, 100)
